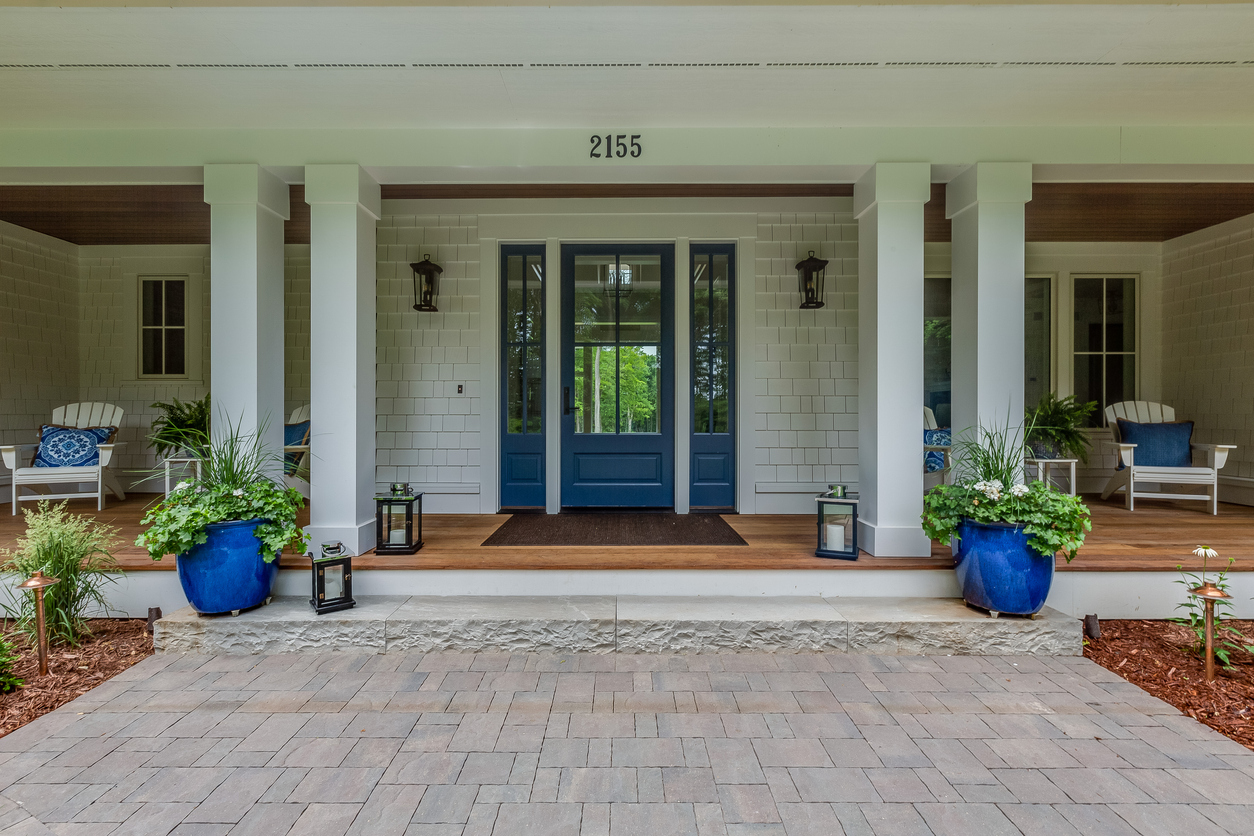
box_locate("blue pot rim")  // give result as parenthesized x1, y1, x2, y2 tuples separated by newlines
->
(203, 517, 268, 531)
(959, 518, 1026, 534)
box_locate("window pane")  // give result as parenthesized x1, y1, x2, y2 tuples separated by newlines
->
(693, 344, 711, 435)
(164, 280, 185, 327)
(525, 348, 543, 434)
(1106, 277, 1135, 353)
(164, 329, 186, 376)
(574, 345, 615, 434)
(692, 255, 710, 345)
(711, 254, 730, 345)
(573, 256, 615, 344)
(525, 255, 544, 344)
(506, 255, 525, 344)
(1106, 353, 1136, 406)
(141, 280, 163, 327)
(711, 345, 730, 434)
(141, 328, 163, 375)
(1024, 277, 1050, 409)
(1074, 353, 1104, 426)
(506, 345, 523, 433)
(923, 277, 952, 427)
(619, 255, 662, 345)
(1074, 277, 1104, 352)
(618, 345, 659, 434)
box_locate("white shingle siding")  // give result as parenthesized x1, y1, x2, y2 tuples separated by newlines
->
(1162, 213, 1254, 481)
(374, 213, 481, 494)
(0, 223, 79, 447)
(753, 208, 860, 496)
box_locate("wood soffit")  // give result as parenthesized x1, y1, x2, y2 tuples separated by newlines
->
(2, 181, 1254, 246)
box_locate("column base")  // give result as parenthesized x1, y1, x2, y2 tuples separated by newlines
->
(304, 520, 377, 557)
(857, 521, 935, 558)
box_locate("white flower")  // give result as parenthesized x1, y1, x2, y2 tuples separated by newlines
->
(1193, 545, 1219, 559)
(1010, 484, 1029, 497)
(232, 488, 245, 497)
(172, 480, 190, 493)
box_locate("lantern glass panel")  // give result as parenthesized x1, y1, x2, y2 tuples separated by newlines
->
(322, 564, 345, 600)
(385, 504, 410, 545)
(820, 504, 853, 552)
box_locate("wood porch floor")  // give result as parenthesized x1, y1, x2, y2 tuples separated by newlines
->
(1, 493, 1250, 573)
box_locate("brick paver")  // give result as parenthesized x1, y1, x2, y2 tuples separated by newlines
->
(1, 652, 1252, 835)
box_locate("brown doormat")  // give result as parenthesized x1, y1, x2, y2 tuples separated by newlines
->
(482, 513, 748, 547)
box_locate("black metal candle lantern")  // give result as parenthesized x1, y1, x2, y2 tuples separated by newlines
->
(375, 483, 424, 555)
(815, 490, 859, 560)
(795, 250, 828, 310)
(311, 541, 355, 614)
(601, 262, 633, 298)
(410, 254, 443, 313)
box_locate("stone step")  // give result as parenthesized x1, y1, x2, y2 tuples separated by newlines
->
(155, 596, 1081, 656)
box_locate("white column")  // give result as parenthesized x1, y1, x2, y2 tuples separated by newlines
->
(304, 165, 381, 555)
(854, 163, 932, 557)
(204, 164, 289, 463)
(946, 163, 1033, 437)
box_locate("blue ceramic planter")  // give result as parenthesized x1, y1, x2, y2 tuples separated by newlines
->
(953, 518, 1054, 616)
(176, 518, 278, 615)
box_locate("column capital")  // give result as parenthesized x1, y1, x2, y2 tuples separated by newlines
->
(853, 162, 932, 219)
(945, 162, 1032, 219)
(305, 164, 381, 221)
(203, 164, 290, 220)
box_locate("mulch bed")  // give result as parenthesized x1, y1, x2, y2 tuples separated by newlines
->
(1084, 618, 1254, 750)
(0, 618, 153, 738)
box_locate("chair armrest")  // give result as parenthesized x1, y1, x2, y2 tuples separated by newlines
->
(1193, 443, 1236, 470)
(1102, 441, 1136, 468)
(97, 443, 119, 467)
(0, 443, 39, 470)
(284, 445, 310, 454)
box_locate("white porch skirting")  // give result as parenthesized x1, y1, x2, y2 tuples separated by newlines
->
(31, 568, 1254, 622)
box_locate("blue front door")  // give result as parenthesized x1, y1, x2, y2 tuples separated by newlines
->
(561, 244, 674, 508)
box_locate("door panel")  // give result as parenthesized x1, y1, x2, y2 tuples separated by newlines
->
(690, 244, 735, 509)
(561, 243, 674, 508)
(500, 245, 546, 508)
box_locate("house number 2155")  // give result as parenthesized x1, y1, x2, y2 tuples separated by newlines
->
(590, 134, 642, 159)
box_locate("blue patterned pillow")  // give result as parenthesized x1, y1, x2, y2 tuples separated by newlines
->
(32, 425, 115, 468)
(284, 421, 311, 475)
(924, 428, 951, 472)
(1115, 419, 1193, 470)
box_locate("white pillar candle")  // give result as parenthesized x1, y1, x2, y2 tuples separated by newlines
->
(824, 523, 845, 552)
(389, 527, 406, 544)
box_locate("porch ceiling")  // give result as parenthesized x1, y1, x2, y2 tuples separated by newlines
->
(1, 6, 1254, 130)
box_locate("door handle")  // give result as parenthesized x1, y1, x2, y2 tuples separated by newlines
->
(564, 387, 572, 415)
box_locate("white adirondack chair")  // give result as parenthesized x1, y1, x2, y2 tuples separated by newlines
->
(284, 405, 311, 498)
(1100, 401, 1235, 514)
(0, 402, 126, 514)
(924, 406, 952, 489)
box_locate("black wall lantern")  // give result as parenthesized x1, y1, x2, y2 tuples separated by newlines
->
(311, 541, 355, 614)
(375, 483, 424, 555)
(795, 250, 828, 310)
(410, 254, 443, 312)
(601, 262, 633, 299)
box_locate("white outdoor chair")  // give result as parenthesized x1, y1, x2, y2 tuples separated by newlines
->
(1100, 401, 1235, 514)
(0, 402, 126, 514)
(924, 406, 952, 489)
(284, 405, 311, 499)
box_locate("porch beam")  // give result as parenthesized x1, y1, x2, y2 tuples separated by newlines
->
(203, 163, 289, 462)
(854, 162, 932, 557)
(305, 164, 381, 555)
(946, 162, 1033, 438)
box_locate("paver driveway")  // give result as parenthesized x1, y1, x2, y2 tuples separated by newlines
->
(1, 651, 1252, 835)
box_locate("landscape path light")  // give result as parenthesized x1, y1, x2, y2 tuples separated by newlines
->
(16, 571, 60, 677)
(1188, 545, 1230, 683)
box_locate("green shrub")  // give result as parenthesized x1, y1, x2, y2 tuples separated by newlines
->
(0, 631, 23, 693)
(1025, 393, 1098, 462)
(149, 394, 211, 459)
(1, 502, 121, 646)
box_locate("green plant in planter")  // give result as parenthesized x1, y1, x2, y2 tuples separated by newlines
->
(0, 631, 24, 693)
(1024, 393, 1098, 462)
(921, 419, 1091, 560)
(149, 394, 211, 459)
(137, 419, 309, 563)
(1, 501, 121, 646)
